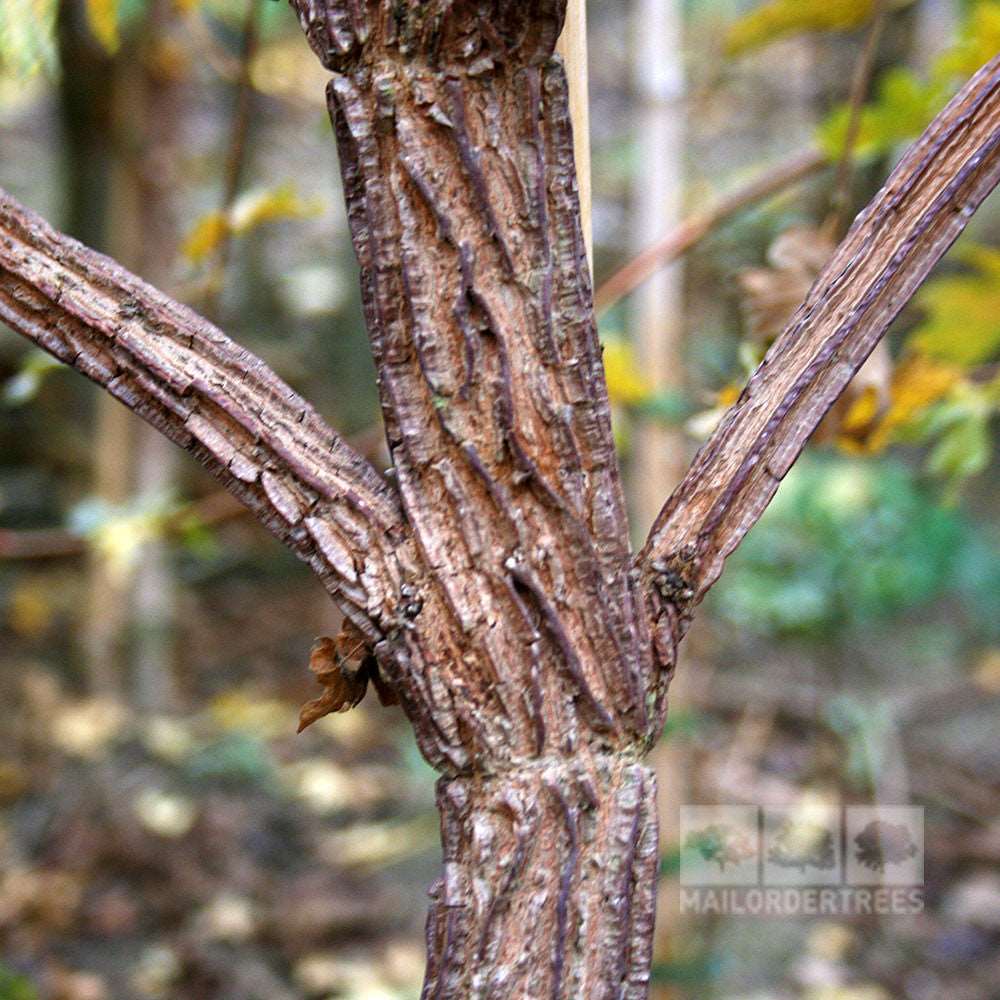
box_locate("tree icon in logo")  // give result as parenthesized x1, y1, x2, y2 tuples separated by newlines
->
(854, 820, 919, 873)
(768, 818, 836, 873)
(684, 823, 757, 871)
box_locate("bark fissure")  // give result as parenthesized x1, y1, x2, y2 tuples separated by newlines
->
(2, 3, 1000, 995)
(300, 0, 657, 790)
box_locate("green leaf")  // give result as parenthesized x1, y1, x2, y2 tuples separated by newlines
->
(710, 455, 971, 637)
(0, 965, 38, 1000)
(908, 244, 1000, 366)
(818, 68, 944, 161)
(633, 389, 693, 425)
(818, 2, 1000, 161)
(926, 412, 992, 487)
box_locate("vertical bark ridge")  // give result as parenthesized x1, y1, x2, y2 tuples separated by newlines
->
(424, 755, 659, 1000)
(284, 8, 666, 990)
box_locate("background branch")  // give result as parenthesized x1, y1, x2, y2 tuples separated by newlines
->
(827, 0, 889, 234)
(594, 147, 827, 316)
(0, 189, 408, 639)
(639, 56, 1000, 630)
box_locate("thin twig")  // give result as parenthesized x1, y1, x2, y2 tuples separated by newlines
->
(201, 0, 260, 321)
(827, 0, 889, 235)
(594, 148, 827, 316)
(0, 493, 244, 561)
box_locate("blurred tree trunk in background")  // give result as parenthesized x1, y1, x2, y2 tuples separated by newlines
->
(123, 0, 182, 713)
(58, 0, 182, 709)
(630, 0, 686, 543)
(57, 0, 131, 696)
(915, 0, 958, 73)
(629, 6, 691, 985)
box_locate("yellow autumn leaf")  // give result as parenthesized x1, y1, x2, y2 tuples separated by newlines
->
(8, 581, 53, 638)
(85, 0, 120, 54)
(836, 385, 882, 453)
(726, 0, 914, 56)
(852, 354, 962, 453)
(602, 339, 654, 407)
(182, 210, 229, 264)
(230, 183, 322, 234)
(182, 185, 323, 266)
(908, 243, 1000, 367)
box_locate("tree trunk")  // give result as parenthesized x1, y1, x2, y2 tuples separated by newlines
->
(425, 757, 658, 998)
(3, 1, 1000, 994)
(289, 5, 665, 993)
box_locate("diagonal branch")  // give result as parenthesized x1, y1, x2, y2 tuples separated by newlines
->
(594, 147, 827, 316)
(639, 55, 1000, 638)
(0, 188, 409, 639)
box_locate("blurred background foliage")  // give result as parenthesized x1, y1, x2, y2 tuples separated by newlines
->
(1, 0, 999, 998)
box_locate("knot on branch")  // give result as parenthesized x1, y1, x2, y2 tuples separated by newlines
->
(290, 0, 566, 74)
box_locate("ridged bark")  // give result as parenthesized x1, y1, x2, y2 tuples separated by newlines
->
(2, 3, 999, 994)
(426, 758, 658, 999)
(285, 8, 665, 989)
(0, 197, 409, 645)
(639, 57, 1000, 640)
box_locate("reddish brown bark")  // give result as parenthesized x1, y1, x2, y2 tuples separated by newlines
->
(2, 2, 999, 994)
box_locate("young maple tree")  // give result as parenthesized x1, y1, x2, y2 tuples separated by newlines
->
(1, 2, 998, 996)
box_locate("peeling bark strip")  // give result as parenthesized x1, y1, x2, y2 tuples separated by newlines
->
(2, 1, 999, 993)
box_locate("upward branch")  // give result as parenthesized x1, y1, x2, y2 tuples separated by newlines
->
(639, 56, 1000, 650)
(0, 190, 409, 641)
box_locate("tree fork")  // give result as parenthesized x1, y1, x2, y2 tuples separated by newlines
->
(1, 0, 999, 994)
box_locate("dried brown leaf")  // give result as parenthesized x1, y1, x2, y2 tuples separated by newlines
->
(738, 225, 838, 342)
(297, 636, 369, 733)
